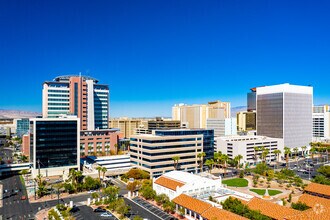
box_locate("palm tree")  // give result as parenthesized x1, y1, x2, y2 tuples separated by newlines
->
(310, 146, 317, 160)
(197, 152, 206, 173)
(220, 154, 229, 176)
(205, 159, 214, 173)
(273, 149, 281, 169)
(101, 167, 107, 181)
(254, 146, 261, 165)
(234, 155, 243, 169)
(214, 151, 222, 168)
(96, 166, 102, 182)
(68, 169, 77, 186)
(301, 146, 307, 158)
(261, 147, 270, 163)
(293, 147, 299, 164)
(172, 156, 180, 170)
(284, 147, 291, 168)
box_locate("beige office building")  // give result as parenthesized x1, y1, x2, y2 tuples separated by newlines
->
(130, 131, 203, 178)
(237, 111, 256, 132)
(172, 101, 231, 129)
(109, 117, 149, 138)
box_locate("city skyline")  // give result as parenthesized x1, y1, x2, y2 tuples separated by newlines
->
(1, 0, 330, 117)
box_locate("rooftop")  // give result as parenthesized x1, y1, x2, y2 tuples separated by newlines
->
(304, 182, 330, 197)
(298, 193, 330, 208)
(161, 170, 207, 185)
(154, 176, 185, 191)
(245, 197, 301, 219)
(53, 75, 99, 83)
(201, 207, 247, 220)
(172, 194, 212, 214)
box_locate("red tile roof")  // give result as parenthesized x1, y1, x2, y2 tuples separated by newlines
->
(246, 197, 301, 220)
(298, 193, 330, 208)
(172, 194, 212, 214)
(202, 207, 248, 220)
(154, 176, 185, 191)
(304, 183, 330, 197)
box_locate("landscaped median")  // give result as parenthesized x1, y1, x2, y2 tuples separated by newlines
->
(249, 188, 282, 196)
(222, 178, 249, 187)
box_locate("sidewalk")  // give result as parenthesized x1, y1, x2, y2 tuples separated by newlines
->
(35, 207, 50, 220)
(29, 191, 89, 203)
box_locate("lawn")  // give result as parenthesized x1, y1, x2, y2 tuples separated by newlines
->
(250, 189, 282, 196)
(222, 178, 248, 187)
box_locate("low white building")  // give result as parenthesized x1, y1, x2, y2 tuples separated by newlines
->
(206, 118, 237, 137)
(215, 135, 284, 165)
(85, 154, 134, 176)
(153, 170, 222, 200)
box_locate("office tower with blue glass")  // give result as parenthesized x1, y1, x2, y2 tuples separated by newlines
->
(30, 117, 80, 178)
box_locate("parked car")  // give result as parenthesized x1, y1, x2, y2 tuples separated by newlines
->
(94, 207, 106, 212)
(100, 211, 113, 217)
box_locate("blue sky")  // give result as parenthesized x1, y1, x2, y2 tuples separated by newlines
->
(0, 0, 329, 117)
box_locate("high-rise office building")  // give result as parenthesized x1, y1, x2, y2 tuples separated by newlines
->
(30, 117, 80, 178)
(172, 101, 231, 129)
(313, 105, 330, 141)
(247, 88, 257, 112)
(256, 83, 313, 149)
(42, 75, 109, 130)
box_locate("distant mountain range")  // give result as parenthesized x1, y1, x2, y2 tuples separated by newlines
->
(0, 109, 41, 119)
(231, 106, 247, 117)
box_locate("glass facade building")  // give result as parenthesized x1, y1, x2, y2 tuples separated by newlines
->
(257, 84, 313, 149)
(16, 118, 30, 137)
(30, 118, 79, 176)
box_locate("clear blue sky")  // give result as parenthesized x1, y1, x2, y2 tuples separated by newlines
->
(0, 0, 329, 117)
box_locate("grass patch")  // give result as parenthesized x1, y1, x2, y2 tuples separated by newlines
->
(250, 189, 282, 196)
(222, 178, 248, 187)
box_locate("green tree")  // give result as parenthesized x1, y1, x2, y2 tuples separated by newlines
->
(254, 163, 269, 175)
(127, 181, 138, 194)
(102, 185, 120, 202)
(214, 151, 222, 168)
(197, 152, 206, 172)
(317, 165, 330, 178)
(205, 159, 215, 173)
(234, 154, 243, 169)
(301, 146, 307, 158)
(273, 149, 281, 168)
(254, 146, 261, 164)
(313, 175, 330, 185)
(291, 201, 310, 211)
(163, 201, 175, 213)
(96, 166, 102, 182)
(310, 146, 317, 160)
(172, 156, 180, 170)
(139, 185, 156, 200)
(261, 147, 270, 163)
(293, 147, 299, 163)
(133, 216, 143, 220)
(284, 147, 291, 168)
(220, 154, 229, 176)
(101, 167, 107, 181)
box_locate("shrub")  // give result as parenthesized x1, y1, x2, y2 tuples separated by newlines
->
(239, 170, 244, 178)
(291, 201, 310, 211)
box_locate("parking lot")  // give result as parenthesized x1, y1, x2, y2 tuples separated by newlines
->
(132, 197, 177, 220)
(71, 205, 118, 220)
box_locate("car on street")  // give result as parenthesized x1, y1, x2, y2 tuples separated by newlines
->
(21, 195, 27, 200)
(94, 207, 106, 212)
(100, 211, 113, 217)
